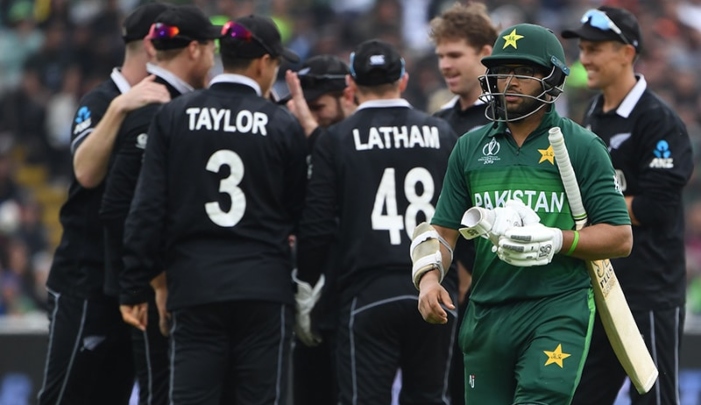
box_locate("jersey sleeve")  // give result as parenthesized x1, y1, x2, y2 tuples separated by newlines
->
(120, 107, 169, 305)
(70, 93, 112, 155)
(431, 139, 471, 229)
(296, 129, 338, 283)
(630, 110, 693, 227)
(571, 130, 630, 226)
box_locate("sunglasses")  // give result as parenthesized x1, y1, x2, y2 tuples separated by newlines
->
(580, 9, 630, 45)
(490, 65, 545, 77)
(148, 23, 187, 41)
(298, 73, 347, 88)
(221, 21, 277, 58)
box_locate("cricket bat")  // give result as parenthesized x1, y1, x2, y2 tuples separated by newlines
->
(548, 127, 658, 394)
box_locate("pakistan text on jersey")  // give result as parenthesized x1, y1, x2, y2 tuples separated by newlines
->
(186, 108, 269, 135)
(474, 190, 566, 213)
(353, 125, 441, 151)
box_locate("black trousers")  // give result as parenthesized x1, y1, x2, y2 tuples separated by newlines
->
(336, 276, 456, 405)
(37, 290, 134, 405)
(293, 331, 337, 405)
(169, 300, 293, 405)
(131, 296, 170, 405)
(572, 306, 685, 405)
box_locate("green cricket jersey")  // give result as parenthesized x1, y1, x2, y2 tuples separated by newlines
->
(432, 107, 630, 304)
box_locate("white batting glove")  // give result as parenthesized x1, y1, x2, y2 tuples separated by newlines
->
(292, 269, 325, 346)
(504, 199, 541, 226)
(495, 224, 563, 267)
(490, 206, 523, 238)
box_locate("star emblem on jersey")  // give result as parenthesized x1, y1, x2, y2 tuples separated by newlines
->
(538, 145, 555, 165)
(543, 344, 571, 368)
(502, 29, 524, 49)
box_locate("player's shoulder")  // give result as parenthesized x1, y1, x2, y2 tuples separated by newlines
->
(74, 79, 120, 116)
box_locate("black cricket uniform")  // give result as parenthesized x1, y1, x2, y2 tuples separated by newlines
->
(121, 74, 308, 405)
(297, 99, 459, 405)
(102, 65, 188, 405)
(573, 75, 693, 405)
(39, 69, 134, 405)
(433, 96, 490, 405)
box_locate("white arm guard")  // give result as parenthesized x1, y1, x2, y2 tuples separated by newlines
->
(410, 222, 453, 290)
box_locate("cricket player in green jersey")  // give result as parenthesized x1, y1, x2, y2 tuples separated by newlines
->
(409, 24, 633, 405)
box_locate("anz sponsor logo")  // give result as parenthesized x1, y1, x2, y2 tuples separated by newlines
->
(478, 138, 500, 164)
(649, 140, 674, 168)
(73, 106, 92, 135)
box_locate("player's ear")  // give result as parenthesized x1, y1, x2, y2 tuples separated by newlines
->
(398, 72, 409, 93)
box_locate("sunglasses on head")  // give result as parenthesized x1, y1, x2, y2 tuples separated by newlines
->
(221, 21, 277, 58)
(581, 9, 630, 45)
(491, 65, 545, 77)
(148, 23, 187, 41)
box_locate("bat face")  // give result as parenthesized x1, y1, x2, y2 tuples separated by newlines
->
(589, 259, 616, 298)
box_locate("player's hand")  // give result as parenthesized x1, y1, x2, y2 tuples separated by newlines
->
(285, 70, 318, 137)
(154, 286, 170, 337)
(417, 270, 454, 324)
(495, 224, 563, 267)
(504, 199, 540, 225)
(120, 303, 148, 331)
(292, 270, 325, 346)
(114, 75, 171, 113)
(490, 205, 524, 238)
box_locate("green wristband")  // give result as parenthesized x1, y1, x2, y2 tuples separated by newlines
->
(565, 230, 579, 256)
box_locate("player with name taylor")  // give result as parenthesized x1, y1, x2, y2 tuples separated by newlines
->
(120, 14, 305, 405)
(412, 23, 632, 405)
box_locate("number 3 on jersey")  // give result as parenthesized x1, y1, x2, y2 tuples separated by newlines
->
(371, 167, 435, 245)
(205, 150, 246, 227)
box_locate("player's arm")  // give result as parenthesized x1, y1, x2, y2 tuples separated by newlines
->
(121, 110, 169, 314)
(74, 75, 169, 188)
(413, 224, 458, 325)
(627, 112, 693, 228)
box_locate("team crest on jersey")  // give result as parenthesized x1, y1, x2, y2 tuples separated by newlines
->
(468, 374, 476, 388)
(478, 138, 501, 165)
(135, 133, 148, 149)
(649, 140, 674, 168)
(543, 344, 571, 368)
(538, 145, 554, 165)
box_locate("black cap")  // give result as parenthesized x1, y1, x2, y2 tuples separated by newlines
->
(350, 39, 405, 86)
(297, 55, 349, 102)
(149, 5, 224, 51)
(562, 6, 642, 53)
(219, 15, 300, 63)
(122, 2, 172, 43)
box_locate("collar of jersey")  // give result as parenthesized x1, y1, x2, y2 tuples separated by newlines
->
(355, 98, 411, 113)
(110, 68, 131, 94)
(209, 74, 262, 96)
(614, 74, 646, 118)
(146, 63, 194, 94)
(488, 104, 559, 139)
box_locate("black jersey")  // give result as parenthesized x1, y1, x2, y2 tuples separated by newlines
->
(121, 76, 308, 310)
(583, 75, 693, 310)
(433, 96, 489, 137)
(297, 99, 459, 302)
(101, 70, 188, 297)
(47, 69, 130, 299)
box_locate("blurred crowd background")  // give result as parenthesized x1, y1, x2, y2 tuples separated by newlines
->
(0, 0, 701, 325)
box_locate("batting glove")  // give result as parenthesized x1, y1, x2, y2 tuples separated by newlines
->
(495, 223, 563, 267)
(292, 269, 325, 347)
(504, 199, 541, 226)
